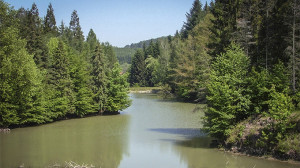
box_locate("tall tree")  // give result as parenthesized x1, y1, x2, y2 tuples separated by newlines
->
(43, 3, 57, 35)
(21, 3, 46, 67)
(0, 26, 46, 127)
(105, 63, 131, 113)
(285, 0, 300, 92)
(47, 39, 75, 118)
(208, 0, 239, 57)
(69, 49, 94, 117)
(91, 42, 108, 114)
(129, 50, 146, 86)
(69, 10, 84, 52)
(103, 42, 117, 69)
(86, 29, 98, 53)
(204, 43, 251, 140)
(181, 0, 204, 39)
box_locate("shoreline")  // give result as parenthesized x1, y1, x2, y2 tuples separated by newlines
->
(0, 111, 122, 130)
(129, 87, 162, 94)
(222, 148, 300, 166)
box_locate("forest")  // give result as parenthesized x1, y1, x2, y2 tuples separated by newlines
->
(0, 0, 131, 128)
(128, 0, 300, 160)
(1, 0, 300, 161)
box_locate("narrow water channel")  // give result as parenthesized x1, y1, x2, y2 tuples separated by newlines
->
(0, 93, 298, 168)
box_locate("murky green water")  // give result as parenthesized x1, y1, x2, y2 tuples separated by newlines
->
(0, 93, 299, 168)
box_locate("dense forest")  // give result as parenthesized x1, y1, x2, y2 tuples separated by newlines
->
(0, 1, 131, 128)
(124, 36, 169, 49)
(113, 36, 170, 73)
(129, 0, 300, 160)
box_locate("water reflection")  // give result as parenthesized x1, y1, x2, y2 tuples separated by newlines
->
(1, 93, 299, 168)
(0, 115, 130, 168)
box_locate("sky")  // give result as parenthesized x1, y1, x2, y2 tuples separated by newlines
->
(5, 0, 212, 47)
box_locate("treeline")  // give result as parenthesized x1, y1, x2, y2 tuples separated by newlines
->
(0, 1, 131, 128)
(129, 0, 300, 159)
(124, 36, 169, 49)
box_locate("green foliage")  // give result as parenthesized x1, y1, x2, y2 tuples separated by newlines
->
(105, 63, 132, 112)
(113, 47, 135, 65)
(258, 86, 295, 148)
(103, 42, 118, 69)
(181, 0, 205, 38)
(277, 133, 300, 155)
(168, 13, 212, 101)
(0, 26, 46, 127)
(129, 49, 146, 86)
(208, 0, 239, 57)
(86, 29, 98, 52)
(0, 2, 132, 128)
(43, 3, 57, 35)
(47, 39, 75, 118)
(91, 43, 108, 113)
(204, 43, 251, 140)
(69, 10, 84, 52)
(69, 49, 94, 117)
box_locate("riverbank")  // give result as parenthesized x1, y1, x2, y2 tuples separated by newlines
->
(225, 112, 300, 162)
(129, 87, 162, 94)
(0, 111, 122, 130)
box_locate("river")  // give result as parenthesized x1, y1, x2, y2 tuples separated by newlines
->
(0, 93, 298, 168)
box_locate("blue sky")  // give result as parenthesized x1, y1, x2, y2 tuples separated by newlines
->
(5, 0, 212, 47)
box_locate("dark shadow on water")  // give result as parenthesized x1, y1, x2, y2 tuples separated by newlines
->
(148, 128, 218, 149)
(148, 128, 206, 137)
(176, 137, 217, 148)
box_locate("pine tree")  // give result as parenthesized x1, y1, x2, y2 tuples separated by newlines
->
(69, 49, 94, 117)
(105, 63, 131, 113)
(181, 0, 204, 39)
(204, 43, 251, 140)
(233, 0, 255, 57)
(87, 29, 98, 52)
(43, 3, 57, 35)
(69, 10, 84, 52)
(58, 20, 65, 36)
(168, 14, 212, 101)
(103, 42, 117, 69)
(204, 1, 209, 14)
(129, 49, 146, 86)
(47, 38, 75, 118)
(91, 42, 108, 114)
(284, 0, 300, 93)
(208, 0, 240, 57)
(22, 3, 45, 66)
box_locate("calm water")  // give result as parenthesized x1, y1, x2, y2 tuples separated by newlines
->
(0, 93, 299, 168)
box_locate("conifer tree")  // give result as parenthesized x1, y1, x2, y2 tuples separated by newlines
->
(181, 0, 204, 39)
(129, 50, 146, 86)
(58, 20, 65, 36)
(87, 29, 98, 52)
(22, 3, 46, 67)
(208, 0, 239, 57)
(43, 3, 57, 35)
(105, 63, 131, 113)
(91, 42, 108, 114)
(69, 10, 84, 52)
(103, 42, 118, 69)
(47, 38, 75, 118)
(204, 43, 251, 140)
(69, 50, 94, 116)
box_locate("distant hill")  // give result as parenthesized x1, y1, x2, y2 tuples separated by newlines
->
(114, 36, 172, 66)
(124, 36, 171, 49)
